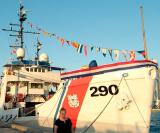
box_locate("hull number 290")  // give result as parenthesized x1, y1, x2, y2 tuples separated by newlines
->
(90, 84, 119, 97)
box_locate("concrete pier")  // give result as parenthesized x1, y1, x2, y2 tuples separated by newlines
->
(0, 128, 22, 133)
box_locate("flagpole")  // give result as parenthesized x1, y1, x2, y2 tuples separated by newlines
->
(140, 6, 148, 59)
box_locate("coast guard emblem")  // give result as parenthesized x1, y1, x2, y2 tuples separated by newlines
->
(68, 94, 79, 108)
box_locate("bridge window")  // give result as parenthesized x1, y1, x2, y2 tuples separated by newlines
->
(34, 68, 38, 72)
(31, 83, 43, 88)
(42, 69, 45, 73)
(30, 68, 33, 72)
(38, 68, 41, 72)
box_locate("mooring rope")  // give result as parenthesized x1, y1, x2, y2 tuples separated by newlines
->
(82, 76, 150, 133)
(124, 78, 149, 128)
(82, 76, 124, 133)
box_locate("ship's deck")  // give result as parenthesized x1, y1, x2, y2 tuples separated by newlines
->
(61, 60, 158, 80)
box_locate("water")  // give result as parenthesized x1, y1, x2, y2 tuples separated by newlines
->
(150, 110, 160, 133)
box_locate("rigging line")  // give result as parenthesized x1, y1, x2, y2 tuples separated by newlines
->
(82, 76, 124, 133)
(123, 77, 149, 128)
(24, 44, 30, 59)
(27, 21, 142, 53)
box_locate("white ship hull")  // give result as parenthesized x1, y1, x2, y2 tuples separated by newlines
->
(6, 60, 160, 132)
(0, 108, 19, 127)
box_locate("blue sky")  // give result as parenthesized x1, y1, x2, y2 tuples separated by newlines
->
(0, 0, 160, 72)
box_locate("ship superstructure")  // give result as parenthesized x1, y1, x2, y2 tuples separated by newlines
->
(0, 3, 63, 125)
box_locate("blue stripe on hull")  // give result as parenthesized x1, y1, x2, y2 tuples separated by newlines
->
(61, 64, 158, 80)
(53, 80, 69, 122)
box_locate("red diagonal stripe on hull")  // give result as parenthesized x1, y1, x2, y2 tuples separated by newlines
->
(61, 76, 92, 128)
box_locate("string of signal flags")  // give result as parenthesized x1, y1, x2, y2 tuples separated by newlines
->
(27, 21, 146, 62)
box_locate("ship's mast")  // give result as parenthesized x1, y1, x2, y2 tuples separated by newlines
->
(35, 38, 42, 63)
(19, 4, 26, 48)
(2, 3, 40, 60)
(140, 6, 148, 59)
